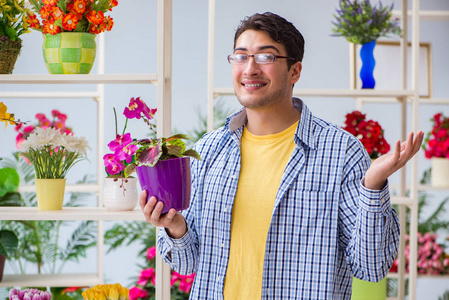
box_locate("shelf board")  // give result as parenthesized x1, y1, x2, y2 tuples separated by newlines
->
(418, 184, 449, 191)
(0, 273, 101, 287)
(213, 87, 414, 98)
(0, 91, 101, 99)
(392, 10, 449, 22)
(0, 74, 158, 85)
(0, 207, 145, 221)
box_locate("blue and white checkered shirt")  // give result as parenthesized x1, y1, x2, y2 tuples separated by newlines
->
(158, 98, 400, 300)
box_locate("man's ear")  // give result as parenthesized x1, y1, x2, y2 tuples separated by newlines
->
(290, 61, 302, 84)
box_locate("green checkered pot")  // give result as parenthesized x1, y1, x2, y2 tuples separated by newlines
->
(42, 32, 96, 74)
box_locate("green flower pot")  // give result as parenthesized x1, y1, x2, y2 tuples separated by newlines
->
(42, 32, 96, 74)
(351, 277, 387, 300)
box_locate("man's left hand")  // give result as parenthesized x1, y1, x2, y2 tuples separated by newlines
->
(364, 131, 424, 190)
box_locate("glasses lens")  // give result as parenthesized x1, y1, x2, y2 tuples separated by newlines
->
(254, 53, 275, 64)
(229, 54, 247, 64)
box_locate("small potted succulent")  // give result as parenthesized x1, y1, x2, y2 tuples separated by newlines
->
(103, 97, 200, 213)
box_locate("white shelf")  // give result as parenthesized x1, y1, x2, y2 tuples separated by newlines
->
(0, 74, 158, 85)
(213, 87, 414, 99)
(0, 274, 101, 287)
(0, 207, 145, 221)
(391, 196, 415, 206)
(0, 91, 101, 98)
(392, 10, 449, 22)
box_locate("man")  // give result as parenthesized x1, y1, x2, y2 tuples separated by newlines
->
(140, 12, 423, 299)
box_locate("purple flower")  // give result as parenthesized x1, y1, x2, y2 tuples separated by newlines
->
(103, 153, 124, 175)
(108, 133, 133, 152)
(115, 143, 137, 164)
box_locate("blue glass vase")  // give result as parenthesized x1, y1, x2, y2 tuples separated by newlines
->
(359, 40, 376, 89)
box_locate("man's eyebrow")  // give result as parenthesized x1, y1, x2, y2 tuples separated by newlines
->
(234, 45, 281, 53)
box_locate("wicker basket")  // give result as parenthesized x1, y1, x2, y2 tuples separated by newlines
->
(0, 36, 22, 74)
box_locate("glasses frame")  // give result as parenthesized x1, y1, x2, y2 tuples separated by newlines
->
(227, 53, 298, 65)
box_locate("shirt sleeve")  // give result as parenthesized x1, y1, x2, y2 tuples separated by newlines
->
(339, 138, 400, 282)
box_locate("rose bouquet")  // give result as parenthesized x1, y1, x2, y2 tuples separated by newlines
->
(19, 127, 90, 179)
(129, 246, 194, 300)
(342, 110, 390, 159)
(82, 283, 129, 300)
(331, 0, 402, 45)
(28, 0, 117, 35)
(423, 112, 449, 159)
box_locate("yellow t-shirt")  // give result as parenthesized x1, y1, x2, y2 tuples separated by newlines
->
(223, 121, 298, 299)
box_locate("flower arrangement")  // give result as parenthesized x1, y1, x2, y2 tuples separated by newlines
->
(331, 0, 402, 45)
(0, 0, 32, 41)
(129, 246, 194, 300)
(28, 0, 118, 35)
(15, 108, 73, 148)
(342, 110, 390, 159)
(19, 127, 90, 179)
(423, 112, 449, 159)
(82, 283, 129, 300)
(390, 232, 449, 275)
(9, 288, 52, 300)
(103, 97, 200, 179)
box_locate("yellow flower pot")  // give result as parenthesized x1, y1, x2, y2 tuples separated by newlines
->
(35, 178, 66, 210)
(351, 277, 387, 300)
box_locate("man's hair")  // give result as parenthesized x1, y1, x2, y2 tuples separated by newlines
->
(233, 12, 305, 70)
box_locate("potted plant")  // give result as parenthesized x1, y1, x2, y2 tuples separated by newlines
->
(331, 0, 402, 88)
(0, 0, 32, 74)
(82, 283, 129, 300)
(18, 126, 90, 210)
(423, 112, 449, 187)
(103, 96, 200, 214)
(342, 110, 390, 159)
(27, 0, 118, 74)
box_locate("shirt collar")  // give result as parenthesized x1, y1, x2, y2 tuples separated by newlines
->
(226, 98, 317, 150)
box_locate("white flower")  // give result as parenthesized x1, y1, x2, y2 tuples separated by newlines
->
(73, 136, 91, 157)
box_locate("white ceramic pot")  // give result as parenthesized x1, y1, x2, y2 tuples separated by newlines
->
(103, 177, 139, 211)
(431, 157, 449, 188)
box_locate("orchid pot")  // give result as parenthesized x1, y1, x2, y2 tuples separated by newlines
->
(136, 157, 191, 214)
(103, 177, 139, 211)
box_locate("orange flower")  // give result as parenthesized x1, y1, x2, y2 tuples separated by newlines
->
(86, 10, 104, 25)
(28, 14, 41, 29)
(39, 6, 52, 20)
(43, 19, 61, 35)
(73, 0, 88, 14)
(103, 16, 114, 31)
(88, 24, 101, 34)
(51, 7, 64, 20)
(109, 0, 118, 10)
(42, 0, 58, 7)
(62, 14, 79, 31)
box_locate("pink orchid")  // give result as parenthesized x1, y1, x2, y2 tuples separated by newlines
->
(146, 247, 156, 261)
(108, 133, 133, 152)
(103, 153, 124, 175)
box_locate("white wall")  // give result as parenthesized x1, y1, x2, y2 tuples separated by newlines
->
(1, 0, 448, 291)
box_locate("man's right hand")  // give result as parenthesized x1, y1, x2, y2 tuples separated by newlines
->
(139, 190, 188, 239)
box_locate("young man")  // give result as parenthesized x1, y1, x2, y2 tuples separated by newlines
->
(140, 12, 423, 299)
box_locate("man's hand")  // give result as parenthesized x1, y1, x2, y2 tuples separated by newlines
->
(364, 131, 424, 190)
(139, 190, 188, 239)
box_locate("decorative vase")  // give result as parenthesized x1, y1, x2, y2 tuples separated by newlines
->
(360, 40, 376, 89)
(431, 157, 449, 188)
(42, 32, 96, 74)
(0, 36, 21, 74)
(136, 157, 191, 214)
(103, 177, 139, 211)
(351, 277, 387, 300)
(35, 178, 66, 210)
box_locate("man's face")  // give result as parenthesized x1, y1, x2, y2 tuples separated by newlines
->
(232, 30, 301, 110)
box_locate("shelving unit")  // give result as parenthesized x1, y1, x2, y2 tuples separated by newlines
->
(206, 1, 448, 300)
(0, 0, 172, 299)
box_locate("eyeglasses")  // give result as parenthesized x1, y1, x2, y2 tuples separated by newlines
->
(227, 53, 297, 65)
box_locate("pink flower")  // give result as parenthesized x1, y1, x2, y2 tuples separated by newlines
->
(108, 133, 133, 152)
(35, 113, 46, 121)
(129, 287, 147, 300)
(23, 125, 35, 133)
(103, 153, 124, 175)
(138, 268, 155, 286)
(51, 109, 61, 117)
(124, 97, 146, 119)
(116, 143, 137, 164)
(147, 247, 156, 261)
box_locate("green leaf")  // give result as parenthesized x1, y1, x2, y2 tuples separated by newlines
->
(136, 140, 163, 167)
(0, 230, 19, 258)
(0, 167, 20, 197)
(183, 149, 201, 161)
(124, 163, 136, 177)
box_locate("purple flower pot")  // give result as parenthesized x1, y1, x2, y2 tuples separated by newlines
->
(136, 157, 191, 214)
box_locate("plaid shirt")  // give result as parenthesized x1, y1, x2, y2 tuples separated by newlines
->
(158, 98, 400, 300)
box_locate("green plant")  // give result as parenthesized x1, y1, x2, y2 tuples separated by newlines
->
(331, 0, 402, 44)
(439, 290, 449, 300)
(0, 229, 18, 259)
(0, 0, 31, 42)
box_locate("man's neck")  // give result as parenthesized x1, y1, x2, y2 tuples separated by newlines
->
(245, 101, 301, 136)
